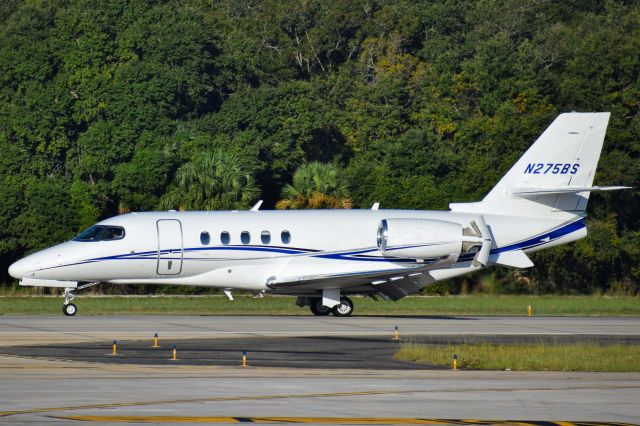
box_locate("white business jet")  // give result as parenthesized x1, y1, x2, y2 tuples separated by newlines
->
(8, 112, 629, 316)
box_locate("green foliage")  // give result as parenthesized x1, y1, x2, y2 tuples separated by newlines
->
(1, 295, 639, 317)
(190, 80, 349, 205)
(160, 150, 259, 211)
(276, 162, 351, 209)
(0, 0, 638, 293)
(113, 139, 175, 212)
(397, 342, 640, 372)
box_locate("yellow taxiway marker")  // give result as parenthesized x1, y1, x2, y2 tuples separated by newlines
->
(392, 325, 400, 340)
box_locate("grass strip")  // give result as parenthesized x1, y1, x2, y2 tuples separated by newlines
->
(0, 295, 639, 316)
(395, 341, 640, 372)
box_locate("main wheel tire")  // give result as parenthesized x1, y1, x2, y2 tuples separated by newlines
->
(63, 303, 77, 316)
(331, 297, 354, 317)
(309, 298, 332, 316)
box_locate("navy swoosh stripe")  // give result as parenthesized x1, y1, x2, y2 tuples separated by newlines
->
(314, 255, 421, 263)
(491, 218, 585, 254)
(457, 218, 586, 262)
(89, 245, 316, 262)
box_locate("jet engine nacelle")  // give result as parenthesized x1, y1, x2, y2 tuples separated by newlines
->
(377, 218, 463, 260)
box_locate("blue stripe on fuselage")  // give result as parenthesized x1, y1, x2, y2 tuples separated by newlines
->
(67, 218, 586, 268)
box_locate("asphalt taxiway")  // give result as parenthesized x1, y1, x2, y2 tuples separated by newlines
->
(0, 315, 638, 425)
(1, 314, 639, 346)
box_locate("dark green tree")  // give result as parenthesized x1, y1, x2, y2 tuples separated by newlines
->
(160, 151, 260, 211)
(276, 162, 351, 209)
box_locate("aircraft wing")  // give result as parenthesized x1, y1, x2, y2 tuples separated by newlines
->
(267, 263, 437, 298)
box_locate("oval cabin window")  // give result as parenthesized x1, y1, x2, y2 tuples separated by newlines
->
(200, 231, 210, 245)
(241, 231, 251, 244)
(220, 231, 230, 245)
(261, 231, 271, 244)
(281, 230, 291, 244)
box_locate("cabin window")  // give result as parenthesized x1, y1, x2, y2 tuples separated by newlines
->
(200, 231, 210, 245)
(281, 230, 291, 244)
(74, 225, 125, 242)
(220, 231, 230, 245)
(261, 230, 271, 244)
(241, 231, 251, 244)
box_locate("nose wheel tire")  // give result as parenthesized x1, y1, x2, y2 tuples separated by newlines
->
(63, 303, 77, 316)
(331, 297, 354, 317)
(309, 297, 332, 316)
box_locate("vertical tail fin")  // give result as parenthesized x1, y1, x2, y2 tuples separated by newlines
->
(450, 112, 626, 217)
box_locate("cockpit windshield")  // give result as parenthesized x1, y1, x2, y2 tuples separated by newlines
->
(74, 225, 126, 242)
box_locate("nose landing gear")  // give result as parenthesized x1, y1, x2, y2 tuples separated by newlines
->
(63, 302, 77, 316)
(62, 282, 100, 316)
(63, 288, 76, 316)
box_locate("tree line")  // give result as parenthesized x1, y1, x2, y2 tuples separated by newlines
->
(0, 0, 638, 294)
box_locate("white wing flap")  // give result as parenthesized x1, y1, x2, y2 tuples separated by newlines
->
(268, 264, 435, 291)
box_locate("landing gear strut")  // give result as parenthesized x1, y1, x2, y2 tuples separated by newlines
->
(62, 282, 100, 316)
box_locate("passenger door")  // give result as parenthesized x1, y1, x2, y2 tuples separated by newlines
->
(157, 219, 183, 275)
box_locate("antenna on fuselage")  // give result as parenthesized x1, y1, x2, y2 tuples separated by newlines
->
(250, 200, 263, 211)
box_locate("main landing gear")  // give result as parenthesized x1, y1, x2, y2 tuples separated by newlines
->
(308, 296, 354, 317)
(62, 282, 100, 316)
(331, 297, 354, 317)
(310, 298, 332, 316)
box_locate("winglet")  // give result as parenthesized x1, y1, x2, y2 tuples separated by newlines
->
(250, 200, 263, 211)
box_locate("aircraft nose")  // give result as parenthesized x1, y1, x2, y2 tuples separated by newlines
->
(8, 258, 30, 279)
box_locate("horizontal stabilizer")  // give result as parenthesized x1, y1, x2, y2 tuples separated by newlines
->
(489, 250, 534, 268)
(513, 186, 631, 197)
